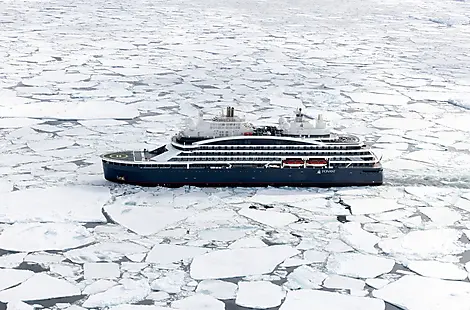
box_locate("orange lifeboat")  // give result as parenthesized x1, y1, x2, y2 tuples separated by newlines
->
(306, 159, 328, 167)
(282, 159, 304, 167)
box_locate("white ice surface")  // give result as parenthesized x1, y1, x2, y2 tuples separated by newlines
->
(326, 253, 395, 279)
(84, 263, 120, 280)
(365, 278, 390, 289)
(82, 280, 118, 295)
(150, 270, 186, 294)
(104, 204, 194, 236)
(145, 244, 209, 265)
(284, 265, 327, 290)
(343, 198, 403, 215)
(238, 208, 298, 227)
(0, 273, 81, 302)
(406, 261, 468, 280)
(0, 253, 28, 268)
(82, 279, 150, 308)
(0, 269, 34, 292)
(64, 241, 149, 263)
(0, 223, 94, 252)
(228, 237, 267, 249)
(108, 306, 169, 310)
(339, 222, 380, 254)
(280, 289, 385, 310)
(372, 275, 470, 310)
(378, 228, 466, 261)
(323, 275, 365, 291)
(235, 281, 285, 309)
(6, 301, 34, 310)
(190, 245, 299, 279)
(0, 186, 110, 223)
(195, 280, 238, 300)
(171, 294, 225, 310)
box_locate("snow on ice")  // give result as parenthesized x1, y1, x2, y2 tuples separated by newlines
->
(280, 289, 385, 310)
(238, 207, 298, 227)
(0, 269, 34, 292)
(171, 294, 225, 310)
(343, 198, 403, 215)
(82, 279, 150, 308)
(0, 223, 94, 252)
(190, 245, 299, 279)
(195, 280, 238, 300)
(145, 244, 209, 265)
(0, 273, 81, 302)
(84, 263, 120, 280)
(405, 260, 468, 280)
(0, 186, 110, 223)
(236, 281, 285, 309)
(373, 275, 470, 310)
(326, 252, 395, 279)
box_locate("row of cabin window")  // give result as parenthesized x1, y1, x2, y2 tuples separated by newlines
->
(179, 151, 372, 156)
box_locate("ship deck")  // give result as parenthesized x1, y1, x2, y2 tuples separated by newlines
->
(102, 151, 148, 162)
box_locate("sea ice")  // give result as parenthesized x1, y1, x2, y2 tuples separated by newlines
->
(343, 198, 403, 215)
(303, 250, 329, 263)
(150, 270, 186, 294)
(190, 245, 299, 280)
(418, 207, 462, 227)
(378, 228, 466, 261)
(108, 306, 170, 310)
(0, 223, 94, 252)
(0, 269, 34, 292)
(84, 263, 120, 280)
(372, 117, 432, 130)
(145, 244, 209, 265)
(198, 227, 254, 242)
(64, 241, 149, 263)
(339, 222, 380, 254)
(6, 301, 34, 310)
(365, 278, 390, 289)
(104, 204, 193, 236)
(347, 92, 409, 106)
(0, 273, 81, 302)
(284, 265, 327, 290)
(406, 261, 468, 280)
(236, 281, 285, 309)
(82, 279, 150, 308)
(323, 275, 365, 291)
(326, 252, 395, 279)
(171, 294, 225, 310)
(280, 289, 385, 310)
(238, 207, 298, 227)
(82, 280, 118, 295)
(0, 253, 27, 268)
(372, 275, 470, 310)
(196, 280, 237, 300)
(228, 236, 267, 249)
(0, 118, 43, 129)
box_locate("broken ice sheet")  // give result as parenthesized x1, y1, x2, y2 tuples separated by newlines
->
(0, 223, 94, 252)
(372, 275, 470, 310)
(405, 260, 468, 280)
(284, 265, 327, 290)
(195, 280, 238, 300)
(190, 245, 299, 280)
(82, 279, 150, 308)
(150, 270, 186, 294)
(339, 222, 381, 254)
(171, 294, 224, 310)
(64, 241, 149, 263)
(236, 281, 285, 309)
(0, 273, 81, 302)
(0, 269, 34, 292)
(238, 207, 298, 227)
(280, 289, 385, 310)
(323, 275, 365, 291)
(84, 263, 120, 280)
(343, 198, 404, 215)
(103, 204, 195, 236)
(378, 228, 467, 262)
(0, 185, 109, 223)
(326, 252, 395, 279)
(145, 244, 210, 265)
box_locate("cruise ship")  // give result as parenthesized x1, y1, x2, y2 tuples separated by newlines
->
(101, 107, 383, 187)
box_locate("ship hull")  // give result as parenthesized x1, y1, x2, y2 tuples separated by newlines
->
(102, 161, 383, 187)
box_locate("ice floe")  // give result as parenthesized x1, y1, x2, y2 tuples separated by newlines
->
(0, 269, 34, 292)
(84, 263, 120, 280)
(0, 223, 94, 252)
(171, 294, 224, 310)
(323, 275, 365, 291)
(339, 222, 380, 254)
(236, 281, 285, 309)
(82, 279, 150, 308)
(378, 228, 467, 261)
(150, 270, 186, 294)
(284, 265, 327, 290)
(82, 280, 118, 295)
(406, 260, 468, 280)
(326, 252, 395, 278)
(190, 245, 299, 279)
(238, 207, 298, 227)
(347, 92, 410, 106)
(0, 186, 110, 223)
(373, 275, 470, 310)
(195, 280, 238, 300)
(280, 289, 385, 310)
(64, 241, 149, 263)
(104, 204, 194, 236)
(343, 198, 403, 215)
(0, 118, 44, 129)
(0, 273, 81, 302)
(145, 244, 209, 265)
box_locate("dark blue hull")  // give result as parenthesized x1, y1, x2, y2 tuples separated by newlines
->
(102, 161, 383, 187)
